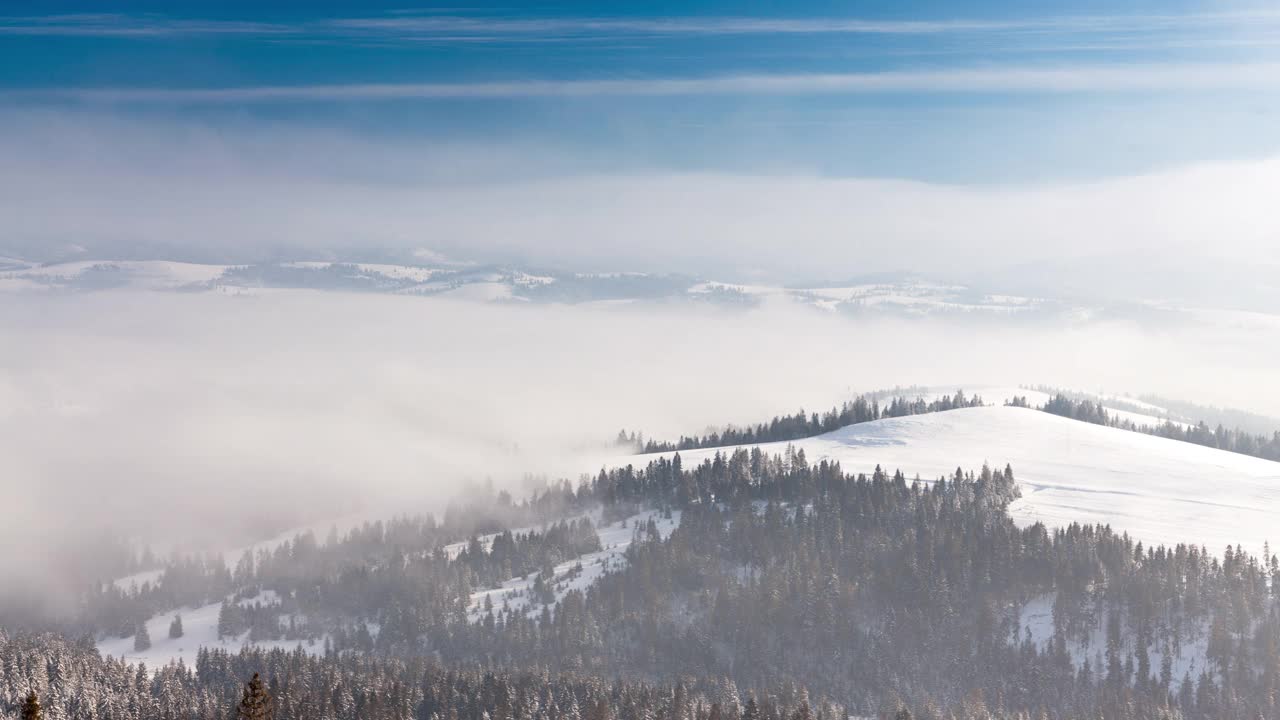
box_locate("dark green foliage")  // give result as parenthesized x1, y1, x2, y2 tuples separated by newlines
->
(169, 613, 183, 639)
(237, 672, 273, 720)
(0, 635, 834, 720)
(1038, 391, 1280, 461)
(20, 691, 41, 720)
(133, 620, 150, 652)
(641, 391, 983, 452)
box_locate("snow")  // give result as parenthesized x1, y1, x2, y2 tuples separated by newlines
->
(620, 406, 1280, 557)
(509, 271, 556, 287)
(112, 568, 166, 591)
(1099, 394, 1177, 416)
(688, 281, 780, 297)
(96, 596, 323, 670)
(436, 282, 517, 302)
(101, 509, 683, 666)
(686, 281, 1047, 316)
(356, 264, 438, 282)
(0, 260, 228, 291)
(467, 509, 681, 621)
(1018, 593, 1209, 687)
(440, 515, 591, 560)
(919, 386, 1189, 430)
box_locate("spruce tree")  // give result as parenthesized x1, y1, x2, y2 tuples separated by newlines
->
(237, 672, 273, 720)
(21, 691, 42, 720)
(169, 613, 184, 639)
(134, 621, 151, 652)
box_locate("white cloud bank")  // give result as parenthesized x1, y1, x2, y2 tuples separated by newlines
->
(2, 111, 1279, 293)
(3, 290, 1279, 561)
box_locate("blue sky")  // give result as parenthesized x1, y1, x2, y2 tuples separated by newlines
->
(4, 1, 1280, 182)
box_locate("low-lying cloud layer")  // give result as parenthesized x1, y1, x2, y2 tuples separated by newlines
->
(3, 290, 1280, 599)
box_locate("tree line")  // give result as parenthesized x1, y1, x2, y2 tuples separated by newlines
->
(1036, 393, 1280, 462)
(628, 391, 984, 454)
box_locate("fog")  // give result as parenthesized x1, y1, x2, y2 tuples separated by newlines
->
(3, 288, 1280, 609)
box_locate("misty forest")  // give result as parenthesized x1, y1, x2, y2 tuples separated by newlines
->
(6, 390, 1280, 720)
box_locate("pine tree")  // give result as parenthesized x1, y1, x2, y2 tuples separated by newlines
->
(169, 613, 184, 639)
(237, 672, 274, 720)
(134, 621, 152, 652)
(21, 691, 42, 720)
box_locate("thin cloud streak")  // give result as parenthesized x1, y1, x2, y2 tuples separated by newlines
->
(17, 63, 1280, 103)
(4, 10, 1280, 41)
(0, 13, 293, 37)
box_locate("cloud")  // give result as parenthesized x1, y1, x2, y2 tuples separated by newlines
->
(0, 13, 293, 37)
(14, 62, 1280, 103)
(3, 289, 1280, 611)
(5, 10, 1280, 42)
(2, 111, 1279, 291)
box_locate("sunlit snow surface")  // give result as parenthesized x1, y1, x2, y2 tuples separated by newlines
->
(96, 591, 321, 669)
(622, 405, 1280, 557)
(466, 509, 681, 621)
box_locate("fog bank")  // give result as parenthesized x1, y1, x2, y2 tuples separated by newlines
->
(3, 291, 1279, 587)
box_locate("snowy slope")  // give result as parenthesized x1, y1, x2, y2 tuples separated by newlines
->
(621, 406, 1280, 556)
(97, 591, 323, 669)
(467, 509, 680, 621)
(102, 509, 681, 666)
(922, 386, 1189, 429)
(1018, 592, 1209, 688)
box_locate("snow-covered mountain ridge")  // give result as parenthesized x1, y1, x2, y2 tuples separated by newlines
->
(0, 256, 1083, 318)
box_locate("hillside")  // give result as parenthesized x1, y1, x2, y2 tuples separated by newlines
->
(624, 404, 1280, 555)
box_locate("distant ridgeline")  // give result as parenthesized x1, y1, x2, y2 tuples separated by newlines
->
(1025, 390, 1280, 463)
(623, 389, 984, 453)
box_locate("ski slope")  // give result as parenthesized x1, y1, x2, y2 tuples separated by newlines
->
(622, 405, 1280, 556)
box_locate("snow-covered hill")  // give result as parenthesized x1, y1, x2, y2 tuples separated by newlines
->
(619, 405, 1280, 556)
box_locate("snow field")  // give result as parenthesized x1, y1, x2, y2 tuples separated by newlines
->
(96, 591, 322, 669)
(621, 405, 1280, 558)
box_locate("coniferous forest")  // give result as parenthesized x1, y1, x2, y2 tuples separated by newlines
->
(1036, 393, 1280, 463)
(7, 437, 1280, 719)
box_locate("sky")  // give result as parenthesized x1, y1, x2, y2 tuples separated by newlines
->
(3, 1, 1280, 183)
